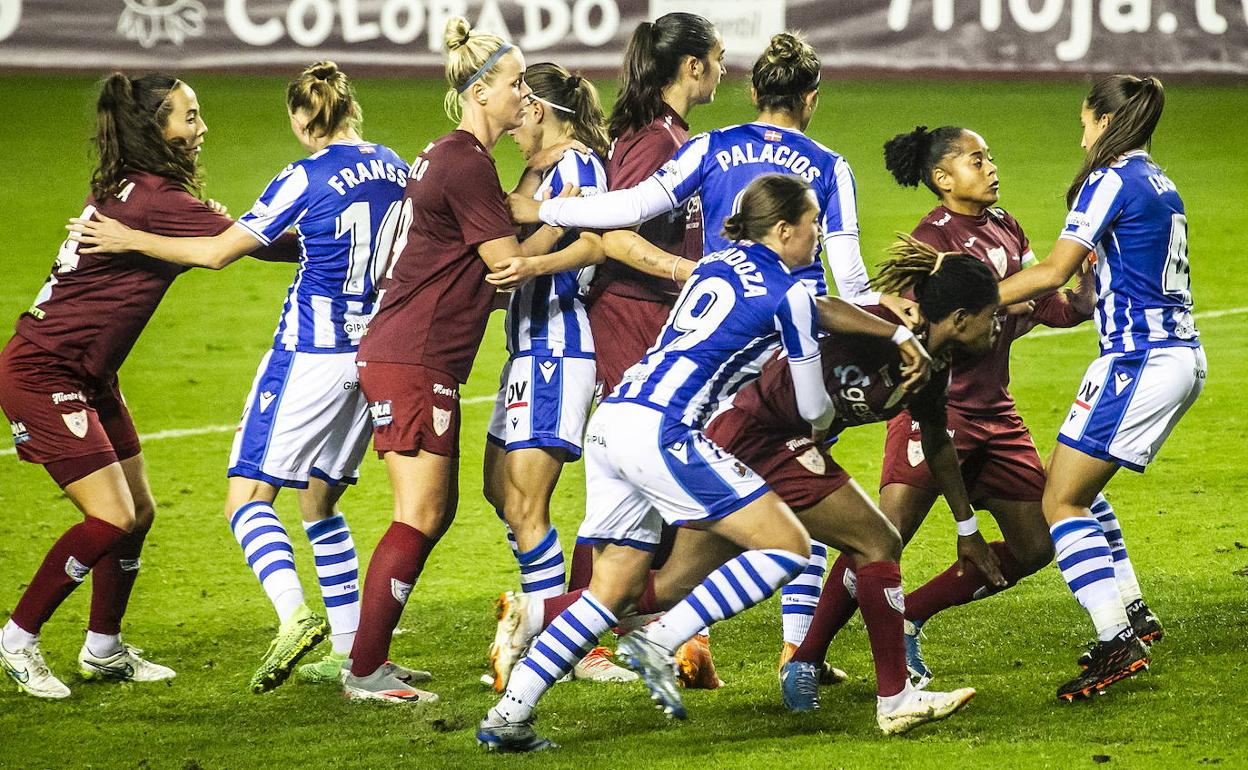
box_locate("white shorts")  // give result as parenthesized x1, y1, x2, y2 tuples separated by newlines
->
(1058, 345, 1206, 471)
(486, 353, 596, 460)
(578, 401, 769, 550)
(229, 349, 372, 488)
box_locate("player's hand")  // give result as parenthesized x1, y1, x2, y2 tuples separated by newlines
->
(66, 211, 137, 254)
(879, 293, 923, 329)
(486, 256, 539, 289)
(895, 336, 932, 395)
(1068, 254, 1097, 315)
(507, 193, 543, 225)
(956, 530, 1006, 587)
(205, 198, 229, 216)
(544, 184, 581, 201)
(528, 139, 590, 172)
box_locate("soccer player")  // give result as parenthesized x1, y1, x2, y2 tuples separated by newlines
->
(869, 125, 1129, 687)
(0, 73, 295, 698)
(493, 234, 994, 736)
(477, 174, 925, 752)
(66, 62, 420, 692)
(996, 75, 1204, 700)
(481, 62, 635, 685)
(340, 17, 602, 703)
(511, 32, 920, 678)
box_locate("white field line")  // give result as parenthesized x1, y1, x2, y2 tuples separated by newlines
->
(1020, 305, 1246, 339)
(0, 393, 498, 457)
(4, 308, 1242, 458)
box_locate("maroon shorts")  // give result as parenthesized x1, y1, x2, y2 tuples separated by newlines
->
(705, 407, 851, 511)
(587, 291, 672, 397)
(880, 407, 1046, 504)
(358, 361, 461, 458)
(0, 335, 141, 487)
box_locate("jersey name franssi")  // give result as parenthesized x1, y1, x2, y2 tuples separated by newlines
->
(710, 141, 822, 183)
(325, 158, 408, 196)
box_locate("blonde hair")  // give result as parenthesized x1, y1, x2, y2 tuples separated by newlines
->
(443, 16, 511, 123)
(287, 60, 361, 139)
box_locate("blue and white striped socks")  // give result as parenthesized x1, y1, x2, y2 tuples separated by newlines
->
(494, 590, 617, 722)
(230, 502, 303, 623)
(1051, 517, 1129, 641)
(648, 549, 810, 653)
(516, 527, 566, 600)
(494, 509, 520, 559)
(303, 514, 360, 655)
(1090, 494, 1144, 605)
(781, 541, 827, 645)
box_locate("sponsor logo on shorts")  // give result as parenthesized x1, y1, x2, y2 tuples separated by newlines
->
(732, 461, 751, 478)
(885, 585, 906, 614)
(258, 391, 277, 413)
(506, 381, 528, 408)
(586, 432, 605, 447)
(343, 380, 360, 391)
(64, 556, 89, 582)
(667, 440, 688, 464)
(907, 439, 925, 468)
(390, 578, 413, 605)
(432, 383, 458, 399)
(432, 407, 452, 437)
(796, 448, 826, 475)
(368, 400, 393, 428)
(62, 410, 89, 439)
(9, 420, 30, 447)
(51, 391, 85, 405)
(1075, 380, 1101, 410)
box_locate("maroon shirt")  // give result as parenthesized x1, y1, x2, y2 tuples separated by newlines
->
(16, 171, 239, 379)
(727, 306, 949, 437)
(911, 205, 1089, 415)
(360, 131, 514, 382)
(593, 103, 702, 304)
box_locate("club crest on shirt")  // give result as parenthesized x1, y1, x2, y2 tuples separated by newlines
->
(432, 407, 452, 437)
(62, 410, 89, 439)
(986, 246, 1009, 277)
(796, 448, 826, 475)
(907, 438, 925, 467)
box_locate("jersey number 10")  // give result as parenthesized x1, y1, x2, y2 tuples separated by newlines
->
(336, 199, 404, 296)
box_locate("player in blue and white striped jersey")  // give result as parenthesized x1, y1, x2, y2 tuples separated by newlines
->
(998, 75, 1205, 701)
(481, 64, 635, 686)
(478, 175, 925, 752)
(511, 33, 919, 325)
(50, 63, 419, 692)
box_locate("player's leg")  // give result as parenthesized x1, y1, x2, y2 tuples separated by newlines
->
(79, 450, 176, 683)
(1089, 492, 1162, 642)
(343, 448, 453, 702)
(877, 481, 940, 682)
(2, 464, 134, 699)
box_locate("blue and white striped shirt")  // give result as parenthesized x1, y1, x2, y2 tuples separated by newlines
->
(609, 240, 827, 430)
(1060, 151, 1198, 354)
(236, 141, 409, 353)
(506, 149, 607, 358)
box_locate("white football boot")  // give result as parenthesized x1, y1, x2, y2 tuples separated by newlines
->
(2, 639, 71, 699)
(573, 646, 639, 683)
(79, 641, 176, 682)
(877, 680, 976, 735)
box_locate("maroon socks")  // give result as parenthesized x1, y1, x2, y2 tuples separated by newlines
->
(791, 554, 858, 665)
(88, 528, 147, 636)
(349, 522, 435, 677)
(11, 517, 128, 634)
(904, 540, 1026, 624)
(855, 560, 908, 698)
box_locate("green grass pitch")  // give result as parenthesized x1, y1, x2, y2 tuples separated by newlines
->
(0, 73, 1245, 769)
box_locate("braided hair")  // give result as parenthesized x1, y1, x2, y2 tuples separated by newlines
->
(872, 234, 999, 322)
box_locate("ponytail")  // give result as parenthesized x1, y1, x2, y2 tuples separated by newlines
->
(872, 234, 998, 322)
(722, 174, 814, 243)
(91, 72, 199, 200)
(1067, 75, 1165, 206)
(287, 60, 361, 139)
(525, 63, 610, 158)
(883, 125, 966, 196)
(608, 13, 716, 138)
(751, 32, 820, 115)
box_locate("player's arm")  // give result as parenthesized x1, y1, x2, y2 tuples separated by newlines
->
(997, 238, 1091, 306)
(602, 230, 696, 283)
(485, 233, 605, 289)
(815, 295, 932, 395)
(68, 212, 263, 270)
(912, 383, 1006, 587)
(776, 285, 835, 438)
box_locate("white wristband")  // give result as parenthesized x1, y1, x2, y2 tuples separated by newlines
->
(890, 325, 914, 345)
(956, 515, 979, 537)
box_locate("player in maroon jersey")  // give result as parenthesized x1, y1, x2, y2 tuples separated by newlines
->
(341, 17, 603, 704)
(0, 73, 296, 699)
(487, 238, 998, 734)
(872, 125, 1101, 686)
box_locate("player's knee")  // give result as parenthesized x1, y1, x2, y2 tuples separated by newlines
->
(131, 497, 156, 535)
(1016, 536, 1054, 575)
